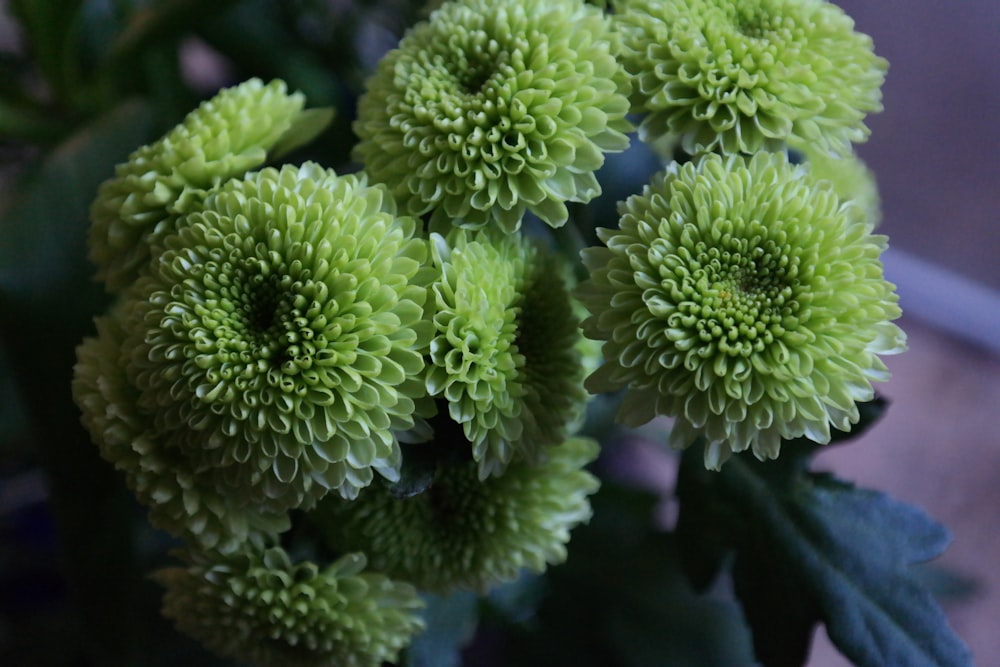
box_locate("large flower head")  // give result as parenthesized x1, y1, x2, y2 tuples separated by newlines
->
(614, 0, 887, 156)
(353, 0, 631, 233)
(90, 78, 329, 291)
(73, 312, 289, 552)
(155, 542, 424, 667)
(316, 437, 600, 593)
(121, 162, 431, 511)
(577, 152, 905, 468)
(427, 229, 587, 478)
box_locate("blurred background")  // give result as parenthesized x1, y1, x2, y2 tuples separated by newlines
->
(809, 2, 1000, 664)
(1, 1, 997, 665)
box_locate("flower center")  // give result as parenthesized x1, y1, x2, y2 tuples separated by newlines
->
(735, 15, 767, 39)
(457, 59, 496, 95)
(728, 2, 779, 39)
(245, 273, 283, 336)
(667, 233, 801, 359)
(443, 28, 511, 97)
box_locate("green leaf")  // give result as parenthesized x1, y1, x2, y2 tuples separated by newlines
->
(510, 483, 758, 667)
(676, 439, 973, 667)
(0, 99, 154, 667)
(269, 107, 336, 160)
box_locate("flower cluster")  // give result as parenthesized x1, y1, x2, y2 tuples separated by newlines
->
(75, 6, 604, 655)
(353, 0, 631, 232)
(577, 152, 904, 468)
(614, 0, 888, 156)
(72, 0, 900, 662)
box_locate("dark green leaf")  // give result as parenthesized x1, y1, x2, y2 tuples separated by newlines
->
(509, 483, 758, 667)
(676, 440, 973, 667)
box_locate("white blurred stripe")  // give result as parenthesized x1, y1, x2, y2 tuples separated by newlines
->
(883, 247, 1000, 356)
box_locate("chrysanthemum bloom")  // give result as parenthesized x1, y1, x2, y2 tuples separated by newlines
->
(577, 152, 905, 469)
(794, 143, 881, 227)
(316, 437, 600, 593)
(614, 0, 887, 156)
(120, 162, 431, 512)
(73, 312, 289, 552)
(353, 0, 631, 233)
(426, 229, 587, 478)
(155, 541, 424, 667)
(90, 78, 329, 291)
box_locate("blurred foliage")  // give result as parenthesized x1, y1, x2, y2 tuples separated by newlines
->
(0, 1, 974, 666)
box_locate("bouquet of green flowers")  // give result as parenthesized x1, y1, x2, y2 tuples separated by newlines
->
(0, 0, 973, 665)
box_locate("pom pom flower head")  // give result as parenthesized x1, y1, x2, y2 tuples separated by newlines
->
(353, 0, 631, 233)
(577, 152, 905, 469)
(74, 162, 432, 548)
(124, 163, 431, 507)
(427, 229, 587, 478)
(155, 542, 424, 667)
(316, 437, 600, 593)
(90, 78, 331, 291)
(614, 0, 888, 156)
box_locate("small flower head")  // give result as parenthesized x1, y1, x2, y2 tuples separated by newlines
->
(353, 0, 631, 233)
(155, 542, 424, 667)
(122, 163, 431, 510)
(427, 229, 587, 478)
(577, 152, 905, 469)
(316, 437, 600, 593)
(90, 78, 324, 291)
(73, 312, 289, 552)
(795, 143, 882, 227)
(614, 0, 887, 155)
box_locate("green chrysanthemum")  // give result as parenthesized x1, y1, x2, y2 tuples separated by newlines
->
(121, 162, 431, 511)
(577, 152, 905, 469)
(353, 0, 631, 233)
(73, 312, 289, 552)
(155, 542, 424, 667)
(90, 78, 328, 291)
(795, 143, 881, 227)
(614, 0, 887, 155)
(317, 437, 600, 593)
(427, 229, 587, 478)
